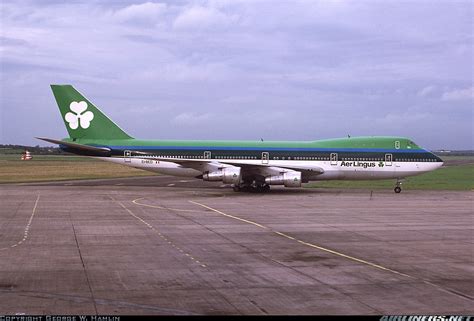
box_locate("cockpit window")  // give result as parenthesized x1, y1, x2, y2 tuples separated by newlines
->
(407, 140, 420, 149)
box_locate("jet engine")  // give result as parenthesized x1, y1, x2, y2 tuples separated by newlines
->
(265, 171, 302, 187)
(203, 167, 242, 184)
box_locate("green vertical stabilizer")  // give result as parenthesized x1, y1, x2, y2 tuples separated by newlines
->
(50, 85, 132, 140)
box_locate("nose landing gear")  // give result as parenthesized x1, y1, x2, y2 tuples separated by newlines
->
(394, 179, 403, 193)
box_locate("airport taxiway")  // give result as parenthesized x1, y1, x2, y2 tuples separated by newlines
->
(0, 176, 472, 315)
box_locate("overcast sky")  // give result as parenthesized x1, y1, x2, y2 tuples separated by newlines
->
(1, 0, 472, 149)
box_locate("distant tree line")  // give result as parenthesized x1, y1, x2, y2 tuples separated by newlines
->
(434, 150, 474, 156)
(0, 144, 65, 155)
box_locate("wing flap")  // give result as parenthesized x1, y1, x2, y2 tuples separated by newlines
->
(126, 152, 324, 176)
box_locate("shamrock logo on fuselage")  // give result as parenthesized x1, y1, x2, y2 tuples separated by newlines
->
(65, 101, 94, 129)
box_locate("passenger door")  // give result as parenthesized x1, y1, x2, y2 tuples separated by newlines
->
(262, 152, 269, 164)
(124, 150, 131, 163)
(330, 153, 338, 166)
(385, 153, 392, 166)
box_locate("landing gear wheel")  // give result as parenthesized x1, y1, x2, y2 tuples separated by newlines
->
(233, 182, 270, 193)
(241, 185, 252, 192)
(394, 178, 403, 193)
(253, 184, 270, 193)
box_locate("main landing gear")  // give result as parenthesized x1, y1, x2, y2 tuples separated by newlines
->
(394, 179, 403, 193)
(233, 182, 271, 193)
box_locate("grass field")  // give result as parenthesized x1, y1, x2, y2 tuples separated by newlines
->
(305, 163, 473, 191)
(306, 155, 474, 191)
(0, 155, 155, 183)
(0, 154, 473, 190)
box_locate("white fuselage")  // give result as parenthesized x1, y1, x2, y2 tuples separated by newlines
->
(99, 156, 443, 181)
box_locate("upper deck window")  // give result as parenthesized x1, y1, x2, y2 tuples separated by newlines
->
(407, 140, 417, 149)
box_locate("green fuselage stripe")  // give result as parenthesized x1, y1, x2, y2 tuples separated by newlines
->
(61, 136, 442, 163)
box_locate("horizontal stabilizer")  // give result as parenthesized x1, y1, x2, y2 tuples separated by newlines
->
(36, 137, 111, 155)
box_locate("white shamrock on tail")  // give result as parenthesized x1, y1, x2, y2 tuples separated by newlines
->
(65, 101, 94, 129)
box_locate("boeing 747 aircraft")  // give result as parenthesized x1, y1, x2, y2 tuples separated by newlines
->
(38, 85, 444, 193)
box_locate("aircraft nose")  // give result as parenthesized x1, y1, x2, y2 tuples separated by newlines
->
(433, 154, 444, 169)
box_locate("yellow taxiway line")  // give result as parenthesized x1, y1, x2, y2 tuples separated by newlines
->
(133, 197, 209, 214)
(0, 194, 40, 251)
(115, 197, 207, 268)
(189, 200, 413, 279)
(189, 200, 473, 300)
(132, 197, 472, 300)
